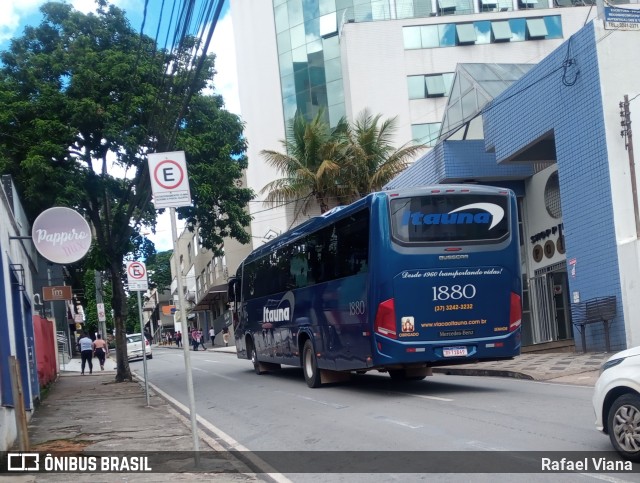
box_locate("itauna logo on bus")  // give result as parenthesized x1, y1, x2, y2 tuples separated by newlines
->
(402, 203, 505, 230)
(263, 306, 290, 323)
(262, 291, 295, 324)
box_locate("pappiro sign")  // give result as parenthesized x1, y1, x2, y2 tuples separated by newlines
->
(32, 207, 92, 264)
(148, 151, 191, 208)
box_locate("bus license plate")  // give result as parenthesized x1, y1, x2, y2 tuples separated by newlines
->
(443, 346, 468, 357)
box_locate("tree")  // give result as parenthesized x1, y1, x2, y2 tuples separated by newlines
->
(260, 109, 426, 216)
(0, 2, 253, 381)
(343, 109, 427, 202)
(260, 110, 350, 214)
(145, 250, 173, 293)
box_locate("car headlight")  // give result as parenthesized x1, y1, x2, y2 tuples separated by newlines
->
(599, 357, 625, 375)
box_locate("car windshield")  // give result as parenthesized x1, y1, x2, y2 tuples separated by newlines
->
(127, 335, 142, 343)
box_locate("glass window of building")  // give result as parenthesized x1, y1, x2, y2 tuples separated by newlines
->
(320, 12, 338, 37)
(479, 0, 498, 11)
(544, 15, 563, 39)
(438, 23, 456, 46)
(412, 123, 442, 146)
(456, 23, 477, 44)
(492, 20, 512, 41)
(510, 18, 527, 41)
(526, 18, 548, 38)
(275, 3, 290, 34)
(407, 75, 427, 99)
(475, 20, 491, 44)
(421, 25, 440, 48)
(438, 0, 457, 14)
(426, 74, 447, 97)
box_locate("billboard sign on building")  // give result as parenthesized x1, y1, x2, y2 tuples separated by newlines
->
(604, 6, 640, 30)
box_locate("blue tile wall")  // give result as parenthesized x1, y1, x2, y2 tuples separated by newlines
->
(484, 22, 625, 352)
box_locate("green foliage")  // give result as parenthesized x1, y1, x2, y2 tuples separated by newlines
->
(145, 250, 173, 292)
(260, 110, 350, 214)
(0, 1, 253, 380)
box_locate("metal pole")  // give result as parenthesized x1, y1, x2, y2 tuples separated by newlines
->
(622, 95, 640, 239)
(137, 290, 151, 407)
(170, 206, 200, 459)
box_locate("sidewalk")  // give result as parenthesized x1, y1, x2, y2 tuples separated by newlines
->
(10, 353, 265, 482)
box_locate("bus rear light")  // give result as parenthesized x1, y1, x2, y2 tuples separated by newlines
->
(444, 247, 462, 251)
(362, 331, 371, 336)
(406, 347, 425, 353)
(495, 342, 504, 348)
(374, 299, 397, 339)
(509, 292, 522, 332)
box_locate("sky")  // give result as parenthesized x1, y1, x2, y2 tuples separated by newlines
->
(0, 0, 241, 252)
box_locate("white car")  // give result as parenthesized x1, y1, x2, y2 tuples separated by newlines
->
(592, 345, 640, 462)
(126, 333, 153, 361)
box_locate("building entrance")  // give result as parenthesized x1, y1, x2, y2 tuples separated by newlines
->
(529, 262, 573, 345)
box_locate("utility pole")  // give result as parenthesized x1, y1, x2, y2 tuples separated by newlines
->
(620, 95, 639, 239)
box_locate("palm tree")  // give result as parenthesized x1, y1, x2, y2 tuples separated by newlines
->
(343, 109, 427, 202)
(260, 110, 349, 214)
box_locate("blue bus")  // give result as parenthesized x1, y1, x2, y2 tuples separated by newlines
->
(227, 185, 522, 387)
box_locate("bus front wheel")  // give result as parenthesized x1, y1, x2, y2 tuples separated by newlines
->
(302, 340, 321, 388)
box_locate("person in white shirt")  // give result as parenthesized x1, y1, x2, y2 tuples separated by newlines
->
(78, 332, 94, 375)
(209, 327, 215, 346)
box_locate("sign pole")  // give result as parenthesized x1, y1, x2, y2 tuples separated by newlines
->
(148, 150, 199, 462)
(170, 206, 201, 459)
(137, 290, 151, 407)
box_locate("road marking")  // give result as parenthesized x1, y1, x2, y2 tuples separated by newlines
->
(374, 415, 423, 429)
(145, 379, 293, 483)
(275, 390, 348, 409)
(191, 365, 237, 381)
(403, 392, 454, 402)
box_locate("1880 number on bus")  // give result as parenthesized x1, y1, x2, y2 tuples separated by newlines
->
(432, 284, 476, 301)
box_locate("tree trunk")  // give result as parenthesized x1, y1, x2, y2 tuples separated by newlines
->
(110, 260, 132, 382)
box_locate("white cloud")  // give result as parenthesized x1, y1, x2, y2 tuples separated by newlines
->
(0, 0, 133, 46)
(0, 0, 43, 44)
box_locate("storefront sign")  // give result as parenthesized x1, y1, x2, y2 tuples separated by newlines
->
(32, 207, 92, 264)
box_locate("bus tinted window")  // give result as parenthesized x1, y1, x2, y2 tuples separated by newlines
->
(390, 194, 509, 244)
(241, 208, 370, 300)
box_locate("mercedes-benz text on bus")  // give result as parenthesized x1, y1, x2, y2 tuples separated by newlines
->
(227, 185, 522, 388)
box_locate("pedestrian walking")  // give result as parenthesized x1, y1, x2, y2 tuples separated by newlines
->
(222, 326, 230, 347)
(93, 334, 108, 371)
(209, 327, 215, 346)
(175, 330, 182, 347)
(78, 332, 94, 375)
(191, 328, 198, 351)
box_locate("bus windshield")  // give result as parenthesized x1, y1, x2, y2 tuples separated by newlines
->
(389, 193, 510, 244)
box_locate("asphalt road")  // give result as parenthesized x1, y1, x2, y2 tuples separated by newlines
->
(130, 347, 640, 482)
(133, 347, 605, 450)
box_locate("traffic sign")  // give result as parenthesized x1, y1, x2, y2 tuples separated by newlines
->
(97, 302, 106, 322)
(148, 151, 192, 208)
(126, 261, 149, 291)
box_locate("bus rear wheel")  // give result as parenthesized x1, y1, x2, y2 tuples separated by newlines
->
(249, 344, 265, 375)
(302, 340, 321, 388)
